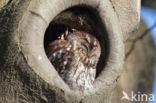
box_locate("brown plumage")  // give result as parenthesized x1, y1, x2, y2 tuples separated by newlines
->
(46, 29, 101, 91)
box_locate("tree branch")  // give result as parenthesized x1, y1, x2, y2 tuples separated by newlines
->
(126, 21, 156, 59)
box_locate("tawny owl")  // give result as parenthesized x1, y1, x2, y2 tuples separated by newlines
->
(46, 29, 101, 91)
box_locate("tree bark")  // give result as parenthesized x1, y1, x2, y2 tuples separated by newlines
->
(112, 20, 156, 103)
(0, 0, 140, 103)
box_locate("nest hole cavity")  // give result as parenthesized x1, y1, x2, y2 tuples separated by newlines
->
(44, 5, 109, 78)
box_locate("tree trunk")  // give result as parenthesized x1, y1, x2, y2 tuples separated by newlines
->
(112, 20, 156, 103)
(0, 0, 140, 103)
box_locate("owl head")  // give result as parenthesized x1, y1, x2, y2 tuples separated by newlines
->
(66, 30, 101, 67)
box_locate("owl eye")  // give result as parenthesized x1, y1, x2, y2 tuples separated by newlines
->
(78, 47, 87, 55)
(81, 42, 89, 53)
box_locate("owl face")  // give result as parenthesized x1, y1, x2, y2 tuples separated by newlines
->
(46, 29, 101, 91)
(66, 31, 101, 66)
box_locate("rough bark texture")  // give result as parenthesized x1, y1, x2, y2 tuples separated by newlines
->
(0, 0, 67, 103)
(0, 0, 140, 103)
(0, 0, 9, 10)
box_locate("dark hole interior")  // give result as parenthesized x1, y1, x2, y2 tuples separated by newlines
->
(44, 6, 109, 78)
(44, 24, 67, 49)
